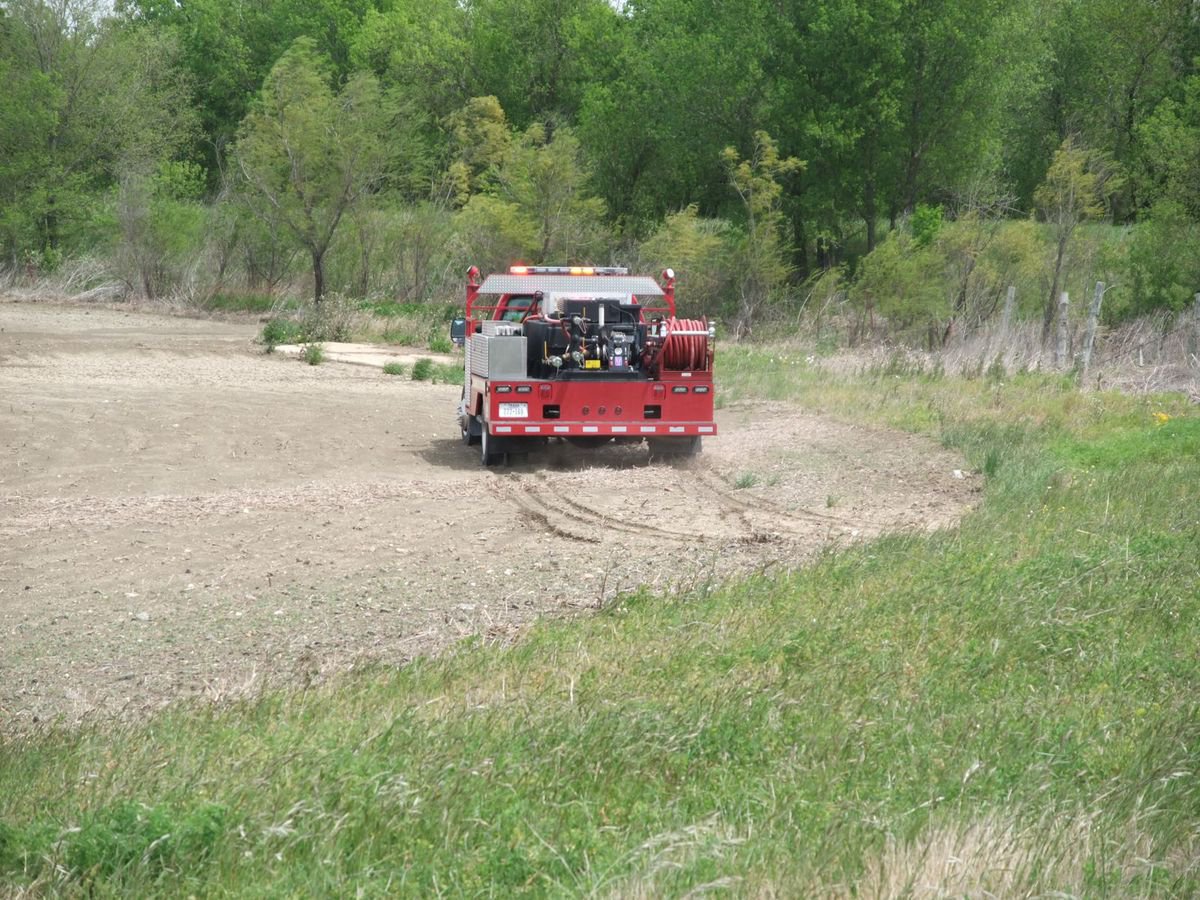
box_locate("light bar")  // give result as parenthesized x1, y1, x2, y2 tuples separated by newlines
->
(507, 265, 628, 276)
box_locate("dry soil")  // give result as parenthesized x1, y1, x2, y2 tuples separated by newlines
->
(0, 301, 978, 730)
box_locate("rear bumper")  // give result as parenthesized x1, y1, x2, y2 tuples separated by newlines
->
(488, 421, 716, 437)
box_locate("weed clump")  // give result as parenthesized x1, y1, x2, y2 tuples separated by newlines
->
(733, 471, 759, 489)
(382, 361, 406, 376)
(411, 357, 434, 381)
(301, 343, 324, 365)
(259, 317, 303, 352)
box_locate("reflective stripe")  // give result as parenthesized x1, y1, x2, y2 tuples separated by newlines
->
(699, 426, 715, 433)
(582, 426, 599, 433)
(524, 426, 541, 433)
(495, 426, 512, 433)
(640, 426, 657, 433)
(669, 426, 685, 433)
(554, 426, 569, 433)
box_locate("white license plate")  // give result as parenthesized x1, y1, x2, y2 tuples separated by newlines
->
(498, 402, 528, 418)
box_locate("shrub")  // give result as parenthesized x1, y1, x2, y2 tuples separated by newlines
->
(260, 317, 304, 351)
(382, 361, 406, 376)
(428, 334, 453, 354)
(411, 357, 434, 381)
(301, 343, 324, 365)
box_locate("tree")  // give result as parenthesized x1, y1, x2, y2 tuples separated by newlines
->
(721, 131, 803, 335)
(117, 160, 206, 299)
(499, 123, 607, 262)
(464, 0, 621, 129)
(124, 0, 378, 178)
(1034, 136, 1122, 337)
(637, 205, 734, 317)
(576, 0, 775, 229)
(446, 96, 607, 264)
(234, 38, 392, 302)
(1, 1, 194, 257)
(1137, 71, 1200, 219)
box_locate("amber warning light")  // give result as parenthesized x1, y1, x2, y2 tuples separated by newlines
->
(508, 265, 629, 276)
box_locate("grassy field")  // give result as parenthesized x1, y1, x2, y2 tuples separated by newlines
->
(2, 348, 1198, 897)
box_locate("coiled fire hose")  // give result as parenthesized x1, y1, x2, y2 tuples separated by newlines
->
(661, 317, 709, 371)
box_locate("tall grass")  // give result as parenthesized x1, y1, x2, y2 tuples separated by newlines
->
(1, 348, 1197, 896)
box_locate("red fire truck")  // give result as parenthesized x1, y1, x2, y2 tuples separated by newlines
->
(452, 265, 716, 465)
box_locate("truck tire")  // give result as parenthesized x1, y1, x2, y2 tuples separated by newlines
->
(459, 391, 481, 445)
(480, 427, 501, 466)
(461, 413, 481, 446)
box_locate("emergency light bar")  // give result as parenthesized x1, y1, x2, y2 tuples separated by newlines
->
(508, 265, 629, 276)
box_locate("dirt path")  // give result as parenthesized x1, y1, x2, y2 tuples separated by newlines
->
(0, 301, 978, 730)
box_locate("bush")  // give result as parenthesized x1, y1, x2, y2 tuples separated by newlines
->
(1119, 201, 1200, 319)
(300, 293, 359, 342)
(428, 334, 453, 354)
(260, 317, 304, 351)
(301, 343, 325, 365)
(382, 361, 406, 376)
(411, 357, 434, 381)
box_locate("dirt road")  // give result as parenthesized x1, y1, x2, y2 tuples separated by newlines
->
(0, 301, 977, 729)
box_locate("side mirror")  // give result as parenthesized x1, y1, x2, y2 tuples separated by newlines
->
(449, 316, 467, 347)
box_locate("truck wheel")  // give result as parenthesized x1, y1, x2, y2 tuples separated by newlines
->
(461, 413, 481, 446)
(480, 427, 500, 466)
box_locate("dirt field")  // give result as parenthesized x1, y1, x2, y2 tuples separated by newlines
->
(0, 301, 979, 730)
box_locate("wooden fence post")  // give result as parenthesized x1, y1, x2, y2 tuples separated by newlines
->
(1080, 281, 1104, 376)
(1055, 291, 1070, 369)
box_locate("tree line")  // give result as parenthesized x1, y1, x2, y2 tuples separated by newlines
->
(1, 0, 1198, 339)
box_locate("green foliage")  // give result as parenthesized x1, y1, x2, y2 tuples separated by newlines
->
(721, 131, 803, 334)
(406, 357, 461, 384)
(1137, 71, 1200, 219)
(117, 161, 207, 299)
(910, 204, 944, 247)
(0, 4, 195, 262)
(2, 0, 1199, 327)
(410, 357, 434, 381)
(448, 100, 609, 266)
(204, 293, 283, 314)
(1120, 201, 1200, 318)
(463, 0, 620, 129)
(381, 361, 406, 376)
(427, 334, 452, 354)
(733, 471, 759, 489)
(300, 343, 324, 365)
(638, 205, 735, 318)
(1035, 137, 1122, 230)
(851, 231, 948, 339)
(259, 317, 303, 350)
(235, 37, 393, 302)
(454, 194, 538, 275)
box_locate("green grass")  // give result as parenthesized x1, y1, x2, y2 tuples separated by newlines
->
(203, 293, 293, 315)
(733, 471, 759, 489)
(300, 343, 324, 366)
(381, 361, 406, 377)
(2, 347, 1197, 896)
(410, 357, 461, 385)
